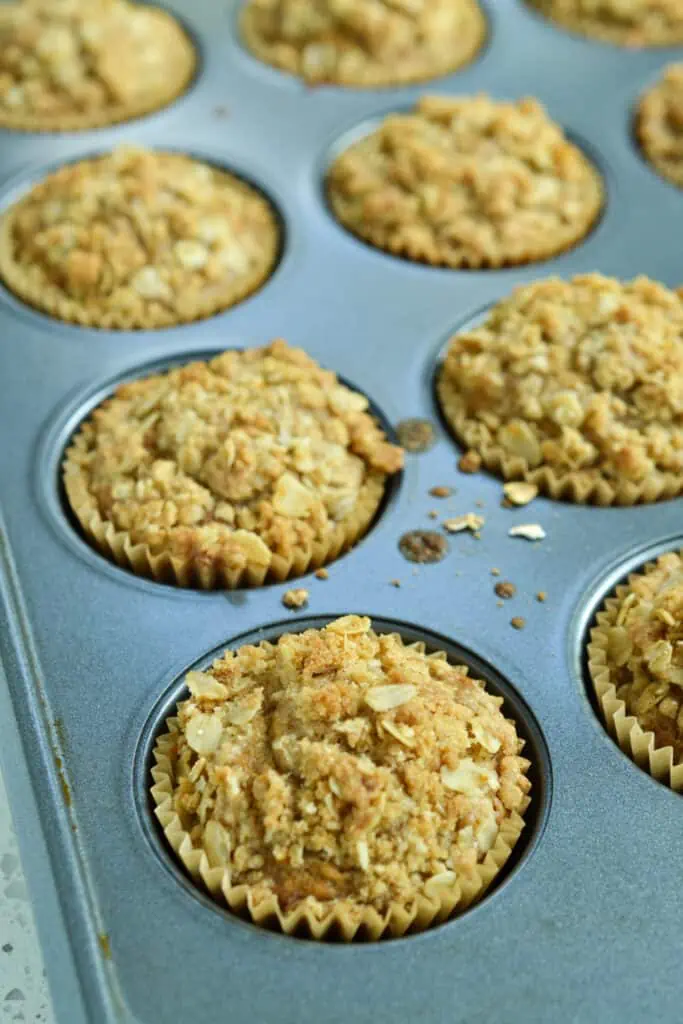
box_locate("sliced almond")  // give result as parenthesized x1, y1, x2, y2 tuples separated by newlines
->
(424, 871, 457, 900)
(186, 670, 228, 700)
(357, 839, 370, 871)
(365, 684, 417, 712)
(503, 482, 538, 506)
(382, 720, 416, 747)
(443, 513, 484, 534)
(440, 758, 499, 797)
(186, 711, 222, 755)
(326, 615, 371, 636)
(203, 820, 231, 867)
(508, 523, 546, 541)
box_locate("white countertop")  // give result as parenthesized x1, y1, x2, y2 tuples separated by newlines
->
(0, 768, 54, 1024)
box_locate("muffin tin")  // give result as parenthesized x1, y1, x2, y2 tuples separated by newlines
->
(0, 1, 682, 1021)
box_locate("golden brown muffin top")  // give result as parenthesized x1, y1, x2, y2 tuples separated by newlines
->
(528, 0, 683, 46)
(326, 95, 603, 268)
(64, 342, 403, 571)
(0, 0, 195, 131)
(638, 64, 683, 189)
(602, 553, 683, 759)
(439, 274, 683, 491)
(167, 615, 530, 914)
(0, 146, 279, 328)
(240, 0, 485, 87)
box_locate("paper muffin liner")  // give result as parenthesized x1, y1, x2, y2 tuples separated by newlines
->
(436, 374, 683, 506)
(63, 466, 387, 589)
(0, 192, 279, 330)
(587, 551, 683, 792)
(0, 13, 196, 133)
(327, 167, 603, 269)
(150, 716, 529, 940)
(240, 1, 485, 88)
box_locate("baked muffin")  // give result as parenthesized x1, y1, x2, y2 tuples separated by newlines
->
(637, 65, 683, 189)
(240, 0, 485, 87)
(0, 146, 279, 329)
(63, 342, 404, 588)
(0, 0, 195, 132)
(527, 0, 683, 46)
(151, 615, 531, 938)
(437, 274, 683, 505)
(326, 95, 603, 268)
(588, 551, 683, 791)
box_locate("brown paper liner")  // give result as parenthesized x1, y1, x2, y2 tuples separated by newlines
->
(150, 716, 528, 940)
(587, 551, 683, 792)
(327, 166, 603, 269)
(63, 462, 387, 588)
(0, 11, 196, 133)
(0, 189, 279, 330)
(240, 1, 485, 88)
(436, 373, 683, 506)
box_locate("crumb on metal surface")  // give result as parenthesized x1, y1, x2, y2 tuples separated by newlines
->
(509, 523, 546, 541)
(399, 530, 449, 563)
(443, 513, 485, 534)
(282, 587, 309, 609)
(396, 418, 436, 453)
(315, 568, 329, 580)
(536, 591, 547, 602)
(495, 581, 516, 599)
(511, 616, 526, 630)
(429, 485, 453, 498)
(458, 450, 481, 473)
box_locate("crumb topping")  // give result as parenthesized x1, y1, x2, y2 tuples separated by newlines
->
(64, 342, 402, 574)
(0, 146, 279, 328)
(165, 616, 530, 914)
(240, 0, 485, 87)
(638, 64, 683, 188)
(439, 274, 683, 492)
(528, 0, 683, 46)
(327, 95, 603, 268)
(0, 0, 195, 130)
(604, 553, 683, 759)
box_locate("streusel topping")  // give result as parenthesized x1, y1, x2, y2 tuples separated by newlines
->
(0, 0, 195, 131)
(240, 0, 485, 87)
(604, 553, 683, 759)
(64, 342, 403, 572)
(0, 146, 279, 327)
(637, 64, 683, 188)
(438, 274, 683, 491)
(528, 0, 683, 46)
(327, 95, 603, 268)
(165, 616, 530, 913)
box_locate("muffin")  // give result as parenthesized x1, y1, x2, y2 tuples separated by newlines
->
(151, 615, 531, 938)
(588, 551, 683, 791)
(527, 0, 683, 46)
(0, 146, 279, 329)
(437, 274, 683, 505)
(240, 0, 485, 87)
(63, 342, 404, 588)
(0, 0, 196, 132)
(637, 65, 683, 189)
(326, 95, 603, 268)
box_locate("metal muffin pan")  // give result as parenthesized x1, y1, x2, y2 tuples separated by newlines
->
(1, 1, 682, 1021)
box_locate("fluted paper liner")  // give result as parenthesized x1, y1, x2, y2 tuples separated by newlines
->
(0, 9, 196, 133)
(63, 467, 387, 588)
(0, 177, 279, 330)
(437, 374, 682, 506)
(587, 551, 683, 791)
(240, 1, 485, 89)
(150, 715, 529, 940)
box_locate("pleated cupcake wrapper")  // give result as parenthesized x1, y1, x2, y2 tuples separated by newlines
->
(0, 212, 278, 331)
(64, 471, 386, 588)
(240, 2, 485, 89)
(526, 2, 683, 47)
(436, 375, 682, 506)
(636, 101, 683, 192)
(0, 11, 196, 133)
(587, 552, 683, 792)
(328, 169, 603, 270)
(151, 722, 528, 940)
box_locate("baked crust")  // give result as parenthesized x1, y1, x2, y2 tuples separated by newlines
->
(527, 0, 683, 46)
(637, 64, 683, 189)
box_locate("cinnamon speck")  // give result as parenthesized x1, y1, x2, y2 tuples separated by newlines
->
(396, 418, 436, 453)
(495, 581, 516, 599)
(511, 616, 526, 630)
(399, 530, 449, 563)
(283, 588, 309, 609)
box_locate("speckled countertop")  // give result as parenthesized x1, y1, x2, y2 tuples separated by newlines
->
(0, 769, 54, 1024)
